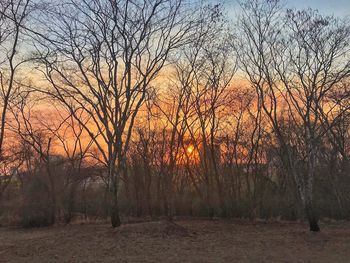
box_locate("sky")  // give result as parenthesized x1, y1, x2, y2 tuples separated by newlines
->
(285, 0, 350, 16)
(225, 0, 350, 17)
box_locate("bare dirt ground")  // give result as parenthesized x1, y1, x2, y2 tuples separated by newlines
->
(0, 219, 350, 263)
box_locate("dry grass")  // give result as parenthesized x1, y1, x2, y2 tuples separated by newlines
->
(0, 219, 350, 262)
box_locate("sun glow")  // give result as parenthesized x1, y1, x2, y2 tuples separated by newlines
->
(187, 145, 194, 154)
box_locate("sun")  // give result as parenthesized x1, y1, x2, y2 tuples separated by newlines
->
(187, 145, 194, 154)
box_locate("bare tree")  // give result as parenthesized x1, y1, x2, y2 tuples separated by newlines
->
(235, 0, 350, 231)
(0, 0, 32, 200)
(182, 40, 235, 217)
(32, 0, 199, 227)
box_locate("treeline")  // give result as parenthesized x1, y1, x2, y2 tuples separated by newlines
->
(0, 0, 349, 232)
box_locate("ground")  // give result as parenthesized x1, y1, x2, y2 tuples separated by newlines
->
(1, 219, 350, 262)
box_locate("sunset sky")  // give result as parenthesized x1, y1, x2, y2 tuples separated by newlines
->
(1, 0, 350, 258)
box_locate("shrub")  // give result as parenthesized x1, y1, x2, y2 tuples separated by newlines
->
(21, 176, 54, 227)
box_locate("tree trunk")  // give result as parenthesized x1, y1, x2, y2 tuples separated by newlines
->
(46, 165, 56, 224)
(110, 168, 121, 228)
(64, 184, 76, 224)
(103, 185, 109, 220)
(82, 181, 87, 220)
(111, 196, 121, 228)
(305, 203, 320, 232)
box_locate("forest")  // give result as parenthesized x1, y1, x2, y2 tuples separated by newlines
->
(0, 0, 349, 239)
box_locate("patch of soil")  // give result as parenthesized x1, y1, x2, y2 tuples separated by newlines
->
(113, 220, 194, 238)
(1, 219, 350, 263)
